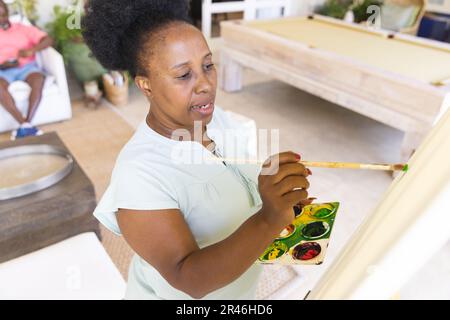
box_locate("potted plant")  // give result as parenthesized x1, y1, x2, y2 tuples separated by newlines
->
(7, 0, 39, 24)
(317, 0, 354, 20)
(351, 0, 383, 23)
(46, 2, 106, 106)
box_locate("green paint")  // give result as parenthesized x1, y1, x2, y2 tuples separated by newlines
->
(313, 208, 332, 218)
(302, 222, 329, 239)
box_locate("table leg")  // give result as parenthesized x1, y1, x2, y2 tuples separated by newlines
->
(219, 50, 243, 92)
(202, 0, 212, 39)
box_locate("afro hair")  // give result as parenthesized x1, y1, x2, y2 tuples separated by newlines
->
(82, 0, 192, 78)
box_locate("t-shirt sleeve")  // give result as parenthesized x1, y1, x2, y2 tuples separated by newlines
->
(93, 162, 180, 235)
(23, 25, 47, 46)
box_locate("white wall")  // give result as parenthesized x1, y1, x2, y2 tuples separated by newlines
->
(35, 0, 73, 28)
(34, 0, 328, 28)
(289, 0, 326, 16)
(256, 0, 327, 19)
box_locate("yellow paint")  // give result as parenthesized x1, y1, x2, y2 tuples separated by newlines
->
(268, 248, 280, 260)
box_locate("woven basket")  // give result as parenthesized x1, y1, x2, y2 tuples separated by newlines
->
(102, 73, 129, 107)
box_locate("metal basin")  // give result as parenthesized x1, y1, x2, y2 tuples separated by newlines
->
(0, 144, 74, 201)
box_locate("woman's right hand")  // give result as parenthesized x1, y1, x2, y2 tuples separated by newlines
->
(258, 151, 312, 232)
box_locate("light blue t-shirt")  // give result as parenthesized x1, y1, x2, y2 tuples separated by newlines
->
(93, 106, 264, 299)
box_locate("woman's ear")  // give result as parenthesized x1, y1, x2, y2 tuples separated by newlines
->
(135, 76, 152, 98)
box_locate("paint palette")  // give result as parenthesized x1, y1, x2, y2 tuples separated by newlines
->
(257, 202, 339, 265)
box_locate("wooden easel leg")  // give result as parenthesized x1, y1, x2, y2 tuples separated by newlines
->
(219, 50, 243, 92)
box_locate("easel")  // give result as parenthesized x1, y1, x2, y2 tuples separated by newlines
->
(307, 105, 450, 299)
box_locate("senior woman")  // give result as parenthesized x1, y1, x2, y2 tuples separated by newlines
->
(83, 0, 312, 299)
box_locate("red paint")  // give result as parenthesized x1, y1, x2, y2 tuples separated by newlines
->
(292, 242, 322, 261)
(302, 249, 319, 260)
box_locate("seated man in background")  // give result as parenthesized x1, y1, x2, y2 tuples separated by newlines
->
(0, 0, 53, 140)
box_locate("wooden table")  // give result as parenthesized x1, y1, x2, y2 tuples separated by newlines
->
(0, 132, 100, 263)
(220, 15, 450, 161)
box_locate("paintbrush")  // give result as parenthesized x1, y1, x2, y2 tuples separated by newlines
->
(208, 157, 409, 172)
(296, 161, 408, 172)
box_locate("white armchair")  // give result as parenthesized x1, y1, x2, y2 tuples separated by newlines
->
(0, 16, 72, 133)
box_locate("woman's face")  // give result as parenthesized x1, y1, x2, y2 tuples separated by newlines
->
(136, 22, 217, 137)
